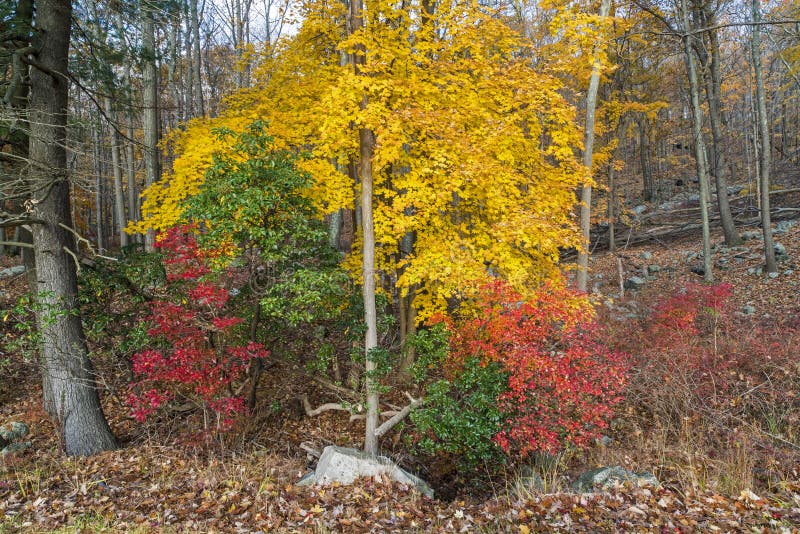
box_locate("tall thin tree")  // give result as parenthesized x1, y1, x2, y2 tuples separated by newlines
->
(577, 0, 612, 293)
(750, 0, 777, 273)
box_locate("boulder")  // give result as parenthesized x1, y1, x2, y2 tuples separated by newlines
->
(774, 220, 797, 234)
(0, 421, 31, 456)
(624, 276, 646, 290)
(727, 185, 745, 196)
(298, 445, 434, 498)
(572, 466, 659, 493)
(0, 265, 25, 278)
(647, 264, 661, 274)
(639, 251, 653, 261)
(741, 230, 762, 241)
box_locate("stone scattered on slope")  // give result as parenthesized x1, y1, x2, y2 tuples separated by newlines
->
(0, 265, 25, 278)
(774, 220, 796, 234)
(624, 276, 646, 290)
(1, 421, 31, 456)
(572, 466, 659, 493)
(741, 230, 762, 241)
(298, 445, 434, 498)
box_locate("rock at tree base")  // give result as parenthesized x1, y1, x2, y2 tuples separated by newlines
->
(572, 466, 659, 493)
(298, 445, 434, 498)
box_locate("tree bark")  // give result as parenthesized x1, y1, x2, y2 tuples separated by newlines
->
(681, 0, 713, 282)
(750, 0, 777, 273)
(91, 118, 104, 253)
(350, 0, 380, 456)
(189, 0, 205, 116)
(142, 5, 160, 251)
(608, 162, 616, 253)
(576, 0, 611, 293)
(697, 18, 740, 245)
(28, 0, 117, 456)
(639, 116, 654, 202)
(105, 97, 129, 249)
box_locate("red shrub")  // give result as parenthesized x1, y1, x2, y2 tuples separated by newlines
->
(127, 226, 268, 430)
(445, 280, 628, 457)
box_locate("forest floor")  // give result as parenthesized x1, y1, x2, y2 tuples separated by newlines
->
(2, 214, 800, 532)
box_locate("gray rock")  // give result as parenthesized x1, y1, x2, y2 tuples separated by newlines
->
(297, 471, 316, 486)
(741, 230, 762, 241)
(0, 265, 25, 278)
(0, 422, 31, 456)
(572, 466, 659, 493)
(743, 305, 756, 315)
(774, 243, 787, 257)
(647, 264, 660, 274)
(774, 220, 796, 234)
(624, 276, 646, 290)
(727, 185, 745, 196)
(768, 272, 779, 279)
(639, 251, 653, 261)
(784, 269, 794, 276)
(0, 421, 29, 441)
(687, 194, 700, 203)
(632, 205, 648, 216)
(658, 200, 682, 211)
(1, 442, 31, 456)
(300, 445, 434, 498)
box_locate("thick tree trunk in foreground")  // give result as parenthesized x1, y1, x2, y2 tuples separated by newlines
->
(28, 0, 117, 456)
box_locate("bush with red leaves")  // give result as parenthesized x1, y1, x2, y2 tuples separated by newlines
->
(127, 226, 268, 430)
(413, 280, 627, 462)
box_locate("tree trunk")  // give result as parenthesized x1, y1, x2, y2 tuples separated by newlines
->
(91, 119, 104, 253)
(639, 116, 654, 202)
(750, 0, 777, 273)
(702, 24, 740, 245)
(28, 0, 117, 456)
(608, 162, 616, 253)
(142, 6, 160, 251)
(190, 0, 204, 116)
(576, 0, 611, 293)
(681, 0, 713, 282)
(350, 0, 379, 456)
(105, 97, 129, 249)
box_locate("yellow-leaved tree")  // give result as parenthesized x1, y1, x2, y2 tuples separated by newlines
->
(131, 0, 586, 321)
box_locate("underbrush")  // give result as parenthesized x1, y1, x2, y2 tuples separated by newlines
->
(597, 283, 800, 495)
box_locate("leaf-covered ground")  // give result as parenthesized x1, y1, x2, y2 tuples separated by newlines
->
(2, 216, 800, 532)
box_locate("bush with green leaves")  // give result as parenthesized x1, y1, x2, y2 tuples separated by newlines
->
(408, 324, 509, 468)
(178, 121, 364, 379)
